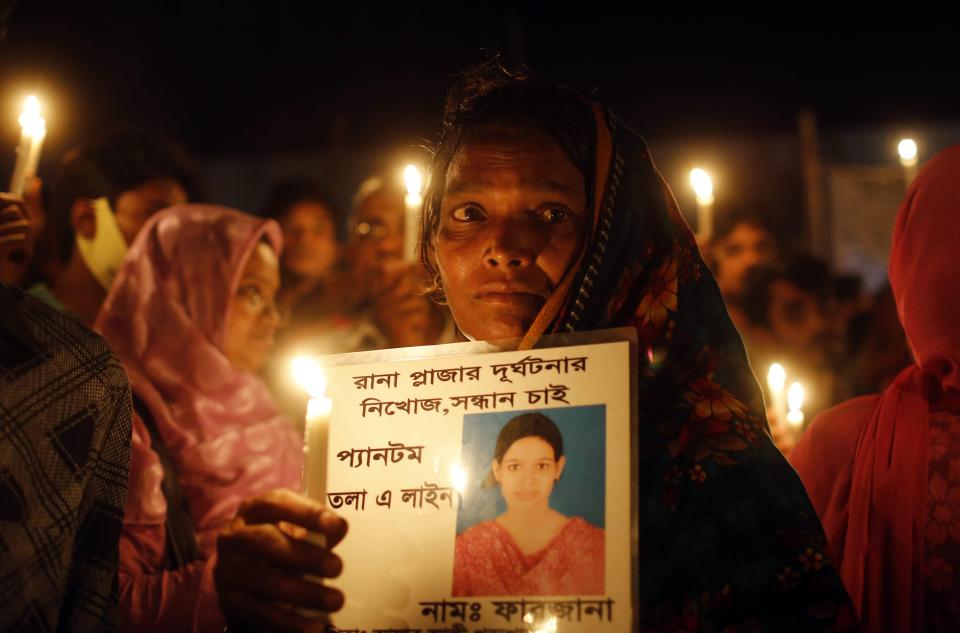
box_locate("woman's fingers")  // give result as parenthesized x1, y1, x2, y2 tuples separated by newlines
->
(237, 489, 348, 545)
(219, 520, 342, 578)
(217, 587, 332, 633)
(215, 550, 344, 612)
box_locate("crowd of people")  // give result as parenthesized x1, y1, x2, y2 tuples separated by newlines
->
(1, 60, 956, 632)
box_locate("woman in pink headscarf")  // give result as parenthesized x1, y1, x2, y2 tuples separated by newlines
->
(96, 205, 347, 632)
(791, 144, 960, 632)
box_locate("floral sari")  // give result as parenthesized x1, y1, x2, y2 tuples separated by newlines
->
(521, 104, 854, 630)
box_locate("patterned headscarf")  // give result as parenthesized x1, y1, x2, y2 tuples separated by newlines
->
(523, 104, 854, 630)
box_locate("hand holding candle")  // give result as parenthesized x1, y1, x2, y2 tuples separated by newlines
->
(9, 96, 46, 197)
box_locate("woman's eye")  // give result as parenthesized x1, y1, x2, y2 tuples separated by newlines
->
(451, 205, 484, 222)
(239, 286, 263, 305)
(540, 207, 570, 223)
(508, 464, 519, 471)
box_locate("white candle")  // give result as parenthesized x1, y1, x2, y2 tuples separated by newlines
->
(9, 96, 46, 197)
(304, 395, 332, 501)
(787, 381, 805, 428)
(689, 167, 714, 241)
(403, 164, 423, 264)
(766, 363, 787, 431)
(291, 356, 332, 620)
(898, 138, 919, 189)
(292, 356, 331, 501)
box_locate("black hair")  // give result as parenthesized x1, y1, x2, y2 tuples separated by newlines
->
(50, 128, 198, 261)
(482, 412, 564, 489)
(260, 177, 338, 230)
(741, 254, 833, 328)
(419, 58, 597, 297)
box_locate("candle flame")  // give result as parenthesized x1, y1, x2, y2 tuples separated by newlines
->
(898, 138, 918, 166)
(19, 95, 46, 138)
(787, 382, 805, 412)
(291, 355, 326, 398)
(767, 363, 786, 393)
(404, 164, 423, 198)
(689, 167, 714, 205)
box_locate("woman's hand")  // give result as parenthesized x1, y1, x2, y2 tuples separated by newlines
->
(215, 489, 348, 633)
(0, 179, 45, 285)
(0, 193, 31, 285)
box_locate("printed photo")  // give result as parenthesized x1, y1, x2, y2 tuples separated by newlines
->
(452, 405, 606, 597)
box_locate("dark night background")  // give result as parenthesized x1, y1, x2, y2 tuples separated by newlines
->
(1, 2, 957, 241)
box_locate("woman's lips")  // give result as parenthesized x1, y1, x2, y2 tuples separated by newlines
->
(476, 292, 545, 308)
(474, 282, 549, 309)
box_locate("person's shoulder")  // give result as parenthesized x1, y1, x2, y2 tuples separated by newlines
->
(566, 516, 605, 540)
(568, 515, 602, 530)
(3, 282, 130, 397)
(455, 520, 502, 550)
(790, 395, 880, 472)
(458, 519, 498, 539)
(808, 395, 880, 444)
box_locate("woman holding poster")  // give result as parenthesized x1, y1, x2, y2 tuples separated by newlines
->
(419, 61, 855, 629)
(453, 412, 604, 596)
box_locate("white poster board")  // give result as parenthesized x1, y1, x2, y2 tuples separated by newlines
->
(310, 331, 636, 632)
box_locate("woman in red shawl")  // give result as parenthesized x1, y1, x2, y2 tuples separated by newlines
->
(791, 144, 960, 632)
(95, 205, 347, 631)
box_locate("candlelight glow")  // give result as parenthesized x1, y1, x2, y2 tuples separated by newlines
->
(451, 463, 469, 495)
(787, 382, 805, 412)
(689, 167, 714, 205)
(767, 363, 786, 394)
(898, 138, 918, 166)
(19, 95, 46, 138)
(291, 355, 327, 398)
(404, 164, 423, 200)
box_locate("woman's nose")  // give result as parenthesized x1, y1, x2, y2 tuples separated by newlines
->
(483, 218, 541, 271)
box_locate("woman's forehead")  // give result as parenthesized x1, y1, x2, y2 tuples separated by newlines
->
(503, 435, 555, 457)
(445, 130, 584, 197)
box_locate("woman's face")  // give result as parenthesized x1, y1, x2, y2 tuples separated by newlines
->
(223, 241, 282, 373)
(435, 126, 587, 341)
(493, 436, 566, 511)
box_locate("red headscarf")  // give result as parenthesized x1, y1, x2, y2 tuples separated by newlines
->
(792, 144, 960, 631)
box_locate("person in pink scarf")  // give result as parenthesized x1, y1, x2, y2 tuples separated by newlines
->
(791, 144, 960, 632)
(95, 204, 347, 631)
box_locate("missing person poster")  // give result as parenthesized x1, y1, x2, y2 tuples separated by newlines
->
(312, 332, 635, 632)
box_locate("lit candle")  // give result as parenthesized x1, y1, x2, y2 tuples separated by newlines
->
(898, 138, 919, 189)
(9, 95, 46, 197)
(766, 363, 787, 431)
(786, 381, 805, 428)
(403, 164, 423, 264)
(291, 355, 332, 620)
(292, 356, 332, 501)
(689, 167, 714, 241)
